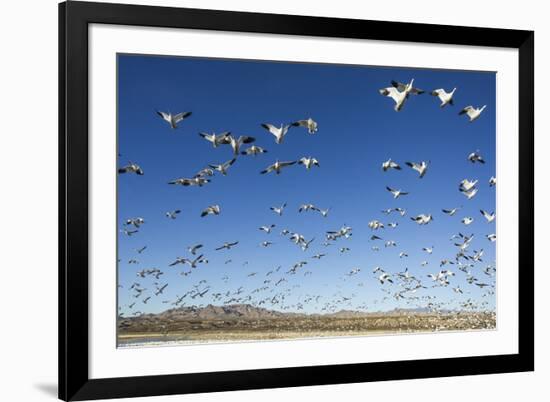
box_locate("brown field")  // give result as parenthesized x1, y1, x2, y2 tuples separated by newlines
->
(117, 312, 496, 346)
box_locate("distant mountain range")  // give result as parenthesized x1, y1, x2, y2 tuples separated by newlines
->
(120, 303, 447, 323)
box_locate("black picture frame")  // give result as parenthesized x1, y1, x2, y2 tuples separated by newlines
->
(59, 1, 534, 400)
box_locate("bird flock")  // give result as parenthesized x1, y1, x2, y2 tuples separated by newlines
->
(118, 76, 496, 323)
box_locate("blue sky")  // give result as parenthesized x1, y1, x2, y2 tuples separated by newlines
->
(117, 54, 496, 316)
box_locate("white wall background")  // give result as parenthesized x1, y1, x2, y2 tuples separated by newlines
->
(0, 0, 545, 401)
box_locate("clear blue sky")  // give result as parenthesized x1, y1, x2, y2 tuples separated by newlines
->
(117, 54, 496, 316)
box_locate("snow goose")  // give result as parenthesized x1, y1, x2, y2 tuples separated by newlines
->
(260, 160, 297, 175)
(430, 88, 456, 107)
(241, 145, 268, 156)
(118, 162, 144, 175)
(368, 220, 385, 230)
(442, 207, 461, 216)
(411, 214, 433, 225)
(259, 224, 276, 234)
(378, 272, 393, 284)
(471, 249, 484, 262)
(370, 235, 383, 241)
(168, 177, 210, 187)
(298, 156, 320, 170)
(300, 237, 315, 251)
(386, 186, 409, 199)
(180, 254, 205, 269)
(486, 233, 496, 242)
(318, 208, 331, 218)
(209, 158, 236, 176)
(480, 210, 496, 223)
(199, 131, 230, 147)
(459, 105, 486, 122)
(461, 217, 474, 225)
(385, 240, 397, 247)
(215, 241, 239, 251)
(392, 79, 425, 94)
(387, 222, 398, 228)
(312, 253, 326, 259)
(195, 167, 214, 177)
(187, 244, 203, 255)
(200, 205, 220, 217)
(261, 241, 274, 247)
(270, 203, 287, 216)
(379, 86, 407, 111)
(125, 217, 145, 228)
(468, 151, 485, 164)
(291, 118, 318, 134)
(224, 135, 256, 155)
(405, 161, 429, 178)
(459, 179, 478, 192)
(399, 252, 409, 258)
(299, 204, 319, 213)
(382, 158, 401, 171)
(340, 247, 351, 254)
(489, 176, 497, 187)
(379, 79, 424, 111)
(261, 123, 292, 144)
(422, 246, 434, 254)
(165, 209, 181, 219)
(120, 229, 138, 236)
(395, 207, 407, 217)
(156, 110, 192, 129)
(462, 187, 478, 200)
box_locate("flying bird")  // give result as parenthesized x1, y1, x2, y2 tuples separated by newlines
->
(259, 224, 276, 234)
(382, 159, 401, 171)
(241, 145, 268, 156)
(442, 207, 461, 216)
(291, 118, 318, 134)
(261, 123, 292, 144)
(386, 186, 409, 199)
(459, 105, 486, 122)
(223, 135, 256, 155)
(215, 241, 239, 251)
(299, 204, 319, 213)
(411, 214, 433, 225)
(125, 217, 144, 228)
(480, 210, 496, 223)
(118, 162, 144, 175)
(199, 131, 230, 147)
(168, 177, 210, 187)
(430, 88, 456, 107)
(156, 110, 192, 129)
(298, 157, 320, 170)
(260, 160, 297, 175)
(209, 158, 236, 175)
(468, 151, 485, 164)
(405, 161, 429, 178)
(200, 205, 220, 217)
(165, 209, 181, 219)
(187, 244, 203, 255)
(270, 203, 287, 216)
(379, 79, 424, 111)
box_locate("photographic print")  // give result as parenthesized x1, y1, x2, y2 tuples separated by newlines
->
(116, 54, 496, 348)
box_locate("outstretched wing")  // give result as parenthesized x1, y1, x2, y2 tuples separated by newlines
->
(173, 111, 192, 123)
(156, 110, 170, 121)
(459, 106, 473, 115)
